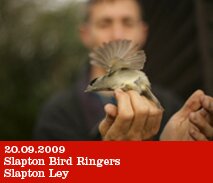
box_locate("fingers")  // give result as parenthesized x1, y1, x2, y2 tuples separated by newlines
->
(127, 91, 149, 140)
(180, 90, 204, 115)
(198, 108, 212, 125)
(99, 104, 117, 137)
(201, 95, 213, 114)
(113, 89, 134, 131)
(99, 120, 110, 138)
(187, 93, 213, 140)
(127, 90, 162, 140)
(144, 108, 162, 139)
(189, 128, 208, 141)
(104, 89, 134, 140)
(102, 89, 163, 140)
(105, 103, 117, 121)
(199, 108, 208, 118)
(189, 111, 213, 139)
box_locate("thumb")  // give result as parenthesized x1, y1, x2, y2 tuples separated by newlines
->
(180, 90, 204, 115)
(104, 103, 117, 122)
(99, 104, 117, 137)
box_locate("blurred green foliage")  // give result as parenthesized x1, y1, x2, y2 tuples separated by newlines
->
(0, 0, 87, 139)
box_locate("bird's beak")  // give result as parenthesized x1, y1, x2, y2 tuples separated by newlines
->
(84, 85, 93, 92)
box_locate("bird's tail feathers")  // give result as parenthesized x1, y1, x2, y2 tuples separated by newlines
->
(143, 86, 164, 110)
(89, 40, 146, 72)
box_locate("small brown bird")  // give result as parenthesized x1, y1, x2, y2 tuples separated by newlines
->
(85, 40, 163, 109)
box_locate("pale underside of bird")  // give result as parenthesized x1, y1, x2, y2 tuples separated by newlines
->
(85, 39, 163, 109)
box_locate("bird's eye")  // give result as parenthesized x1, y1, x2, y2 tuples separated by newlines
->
(90, 78, 98, 85)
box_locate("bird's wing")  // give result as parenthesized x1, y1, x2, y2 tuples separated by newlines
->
(89, 40, 146, 72)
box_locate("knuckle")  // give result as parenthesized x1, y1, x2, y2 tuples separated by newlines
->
(150, 109, 160, 116)
(127, 131, 141, 140)
(198, 121, 206, 130)
(141, 129, 153, 140)
(104, 131, 122, 141)
(151, 127, 159, 136)
(117, 90, 129, 100)
(118, 111, 134, 121)
(157, 109, 164, 115)
(142, 133, 152, 140)
(142, 124, 160, 140)
(137, 106, 149, 116)
(152, 125, 161, 136)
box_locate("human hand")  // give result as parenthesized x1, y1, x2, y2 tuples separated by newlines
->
(160, 90, 205, 141)
(189, 95, 213, 141)
(99, 89, 163, 140)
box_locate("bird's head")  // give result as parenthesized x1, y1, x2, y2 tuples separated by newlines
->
(85, 77, 104, 92)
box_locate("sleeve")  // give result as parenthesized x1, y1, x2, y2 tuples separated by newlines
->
(33, 91, 89, 140)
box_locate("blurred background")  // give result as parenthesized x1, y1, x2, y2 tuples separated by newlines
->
(0, 0, 212, 140)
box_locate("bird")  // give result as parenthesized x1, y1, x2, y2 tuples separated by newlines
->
(85, 39, 163, 109)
